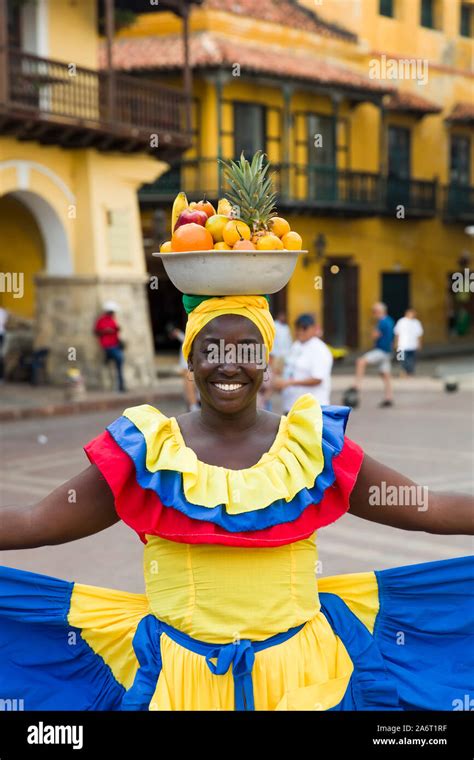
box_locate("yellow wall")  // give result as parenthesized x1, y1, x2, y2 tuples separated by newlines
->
(0, 138, 164, 275)
(47, 0, 98, 69)
(284, 214, 470, 347)
(0, 195, 44, 318)
(308, 0, 474, 69)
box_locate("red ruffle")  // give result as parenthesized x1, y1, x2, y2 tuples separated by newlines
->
(85, 432, 364, 547)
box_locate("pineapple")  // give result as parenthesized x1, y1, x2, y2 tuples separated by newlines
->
(219, 151, 277, 234)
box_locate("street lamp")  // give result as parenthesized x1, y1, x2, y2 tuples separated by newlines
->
(302, 233, 327, 267)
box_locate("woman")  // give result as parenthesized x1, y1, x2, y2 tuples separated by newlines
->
(0, 295, 472, 711)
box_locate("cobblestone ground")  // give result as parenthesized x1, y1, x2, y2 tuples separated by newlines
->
(0, 383, 472, 593)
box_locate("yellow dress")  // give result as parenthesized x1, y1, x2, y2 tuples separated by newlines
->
(1, 395, 471, 710)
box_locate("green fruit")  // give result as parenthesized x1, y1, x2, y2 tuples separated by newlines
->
(205, 214, 231, 243)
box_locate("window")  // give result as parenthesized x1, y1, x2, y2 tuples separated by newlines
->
(450, 135, 471, 185)
(379, 0, 394, 18)
(420, 0, 435, 29)
(308, 114, 336, 168)
(7, 1, 22, 47)
(388, 126, 411, 178)
(307, 114, 337, 200)
(233, 103, 266, 159)
(460, 3, 474, 37)
(387, 126, 411, 210)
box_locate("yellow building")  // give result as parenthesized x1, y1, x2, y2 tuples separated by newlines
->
(0, 0, 198, 387)
(109, 0, 473, 350)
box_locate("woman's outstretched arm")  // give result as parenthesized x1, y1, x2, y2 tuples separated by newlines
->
(0, 464, 120, 550)
(349, 453, 474, 535)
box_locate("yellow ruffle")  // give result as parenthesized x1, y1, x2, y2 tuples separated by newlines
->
(123, 393, 324, 514)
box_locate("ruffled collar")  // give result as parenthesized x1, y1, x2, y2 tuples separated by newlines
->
(170, 410, 288, 471)
(120, 394, 324, 514)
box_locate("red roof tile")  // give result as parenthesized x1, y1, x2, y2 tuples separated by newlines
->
(102, 32, 390, 94)
(446, 102, 474, 123)
(202, 0, 356, 41)
(384, 90, 442, 115)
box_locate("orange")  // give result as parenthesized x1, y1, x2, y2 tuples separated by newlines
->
(190, 199, 216, 218)
(233, 239, 256, 250)
(269, 217, 291, 238)
(214, 242, 232, 250)
(282, 231, 303, 250)
(160, 241, 173, 253)
(256, 234, 284, 250)
(172, 223, 214, 252)
(223, 219, 251, 246)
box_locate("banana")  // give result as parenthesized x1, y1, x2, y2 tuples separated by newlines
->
(171, 191, 189, 233)
(217, 198, 232, 217)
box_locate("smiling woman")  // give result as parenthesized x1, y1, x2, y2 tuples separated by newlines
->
(0, 293, 473, 711)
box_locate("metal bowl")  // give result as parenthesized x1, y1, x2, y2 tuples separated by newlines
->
(152, 249, 305, 295)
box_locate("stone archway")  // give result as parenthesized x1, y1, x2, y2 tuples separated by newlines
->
(8, 189, 73, 276)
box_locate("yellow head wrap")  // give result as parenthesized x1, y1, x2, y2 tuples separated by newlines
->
(182, 295, 275, 362)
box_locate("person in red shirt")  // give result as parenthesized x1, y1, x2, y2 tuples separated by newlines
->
(94, 301, 126, 392)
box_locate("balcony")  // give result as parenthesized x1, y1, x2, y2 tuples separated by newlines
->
(139, 158, 438, 218)
(443, 184, 474, 224)
(0, 48, 192, 157)
(140, 159, 385, 215)
(384, 176, 437, 218)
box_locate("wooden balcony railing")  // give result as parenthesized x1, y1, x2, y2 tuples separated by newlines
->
(140, 159, 439, 218)
(0, 47, 192, 155)
(384, 176, 437, 218)
(443, 184, 474, 223)
(140, 159, 384, 214)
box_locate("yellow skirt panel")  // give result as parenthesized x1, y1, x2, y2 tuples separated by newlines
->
(150, 610, 354, 711)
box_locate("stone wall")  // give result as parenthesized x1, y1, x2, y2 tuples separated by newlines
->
(35, 274, 156, 390)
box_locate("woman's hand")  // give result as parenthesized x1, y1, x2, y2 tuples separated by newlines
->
(349, 453, 474, 535)
(0, 464, 120, 550)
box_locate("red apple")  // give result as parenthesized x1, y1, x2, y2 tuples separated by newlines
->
(174, 209, 208, 231)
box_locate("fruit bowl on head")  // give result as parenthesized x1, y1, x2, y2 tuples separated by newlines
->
(153, 248, 306, 296)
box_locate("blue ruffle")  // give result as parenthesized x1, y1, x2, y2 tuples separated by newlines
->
(0, 566, 124, 710)
(373, 555, 474, 710)
(106, 406, 350, 532)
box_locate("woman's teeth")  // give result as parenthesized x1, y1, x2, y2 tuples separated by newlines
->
(214, 383, 243, 392)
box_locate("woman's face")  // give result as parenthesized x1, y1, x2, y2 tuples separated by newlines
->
(188, 314, 267, 414)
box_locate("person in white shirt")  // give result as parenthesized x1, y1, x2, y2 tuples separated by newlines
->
(394, 308, 423, 376)
(275, 313, 333, 411)
(272, 312, 293, 369)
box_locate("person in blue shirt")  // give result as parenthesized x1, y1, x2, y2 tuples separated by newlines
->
(349, 302, 395, 408)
